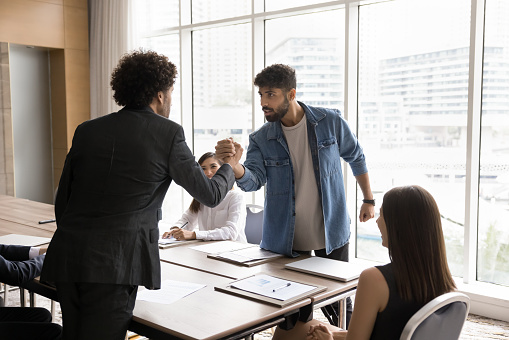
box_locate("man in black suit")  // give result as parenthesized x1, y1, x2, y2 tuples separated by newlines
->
(0, 244, 62, 339)
(41, 50, 242, 340)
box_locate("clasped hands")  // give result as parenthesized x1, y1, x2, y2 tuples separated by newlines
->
(307, 323, 345, 340)
(215, 138, 243, 168)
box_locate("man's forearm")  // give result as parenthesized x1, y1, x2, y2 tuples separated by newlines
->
(355, 172, 373, 199)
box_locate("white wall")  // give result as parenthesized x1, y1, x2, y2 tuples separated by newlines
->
(9, 44, 53, 204)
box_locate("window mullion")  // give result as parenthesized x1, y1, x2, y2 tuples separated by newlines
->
(464, 0, 485, 284)
(345, 1, 360, 260)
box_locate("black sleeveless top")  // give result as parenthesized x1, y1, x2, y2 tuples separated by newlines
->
(370, 263, 423, 340)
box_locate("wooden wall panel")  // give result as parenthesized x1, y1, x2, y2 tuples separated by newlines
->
(33, 0, 64, 5)
(0, 42, 14, 196)
(65, 49, 90, 147)
(64, 0, 87, 9)
(0, 0, 65, 48)
(64, 5, 89, 50)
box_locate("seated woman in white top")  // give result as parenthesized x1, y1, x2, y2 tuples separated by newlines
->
(163, 152, 247, 242)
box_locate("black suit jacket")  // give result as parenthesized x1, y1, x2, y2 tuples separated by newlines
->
(0, 244, 45, 286)
(41, 107, 234, 289)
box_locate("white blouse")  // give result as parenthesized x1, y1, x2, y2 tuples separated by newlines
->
(174, 190, 247, 242)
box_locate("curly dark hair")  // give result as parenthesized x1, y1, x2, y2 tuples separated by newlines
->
(110, 50, 178, 107)
(254, 64, 296, 92)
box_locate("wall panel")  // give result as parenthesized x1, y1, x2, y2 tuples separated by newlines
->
(0, 0, 65, 48)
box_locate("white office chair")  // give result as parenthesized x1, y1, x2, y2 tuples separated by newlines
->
(245, 204, 263, 245)
(400, 291, 470, 340)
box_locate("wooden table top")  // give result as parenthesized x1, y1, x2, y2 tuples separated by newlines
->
(0, 195, 56, 237)
(132, 261, 311, 340)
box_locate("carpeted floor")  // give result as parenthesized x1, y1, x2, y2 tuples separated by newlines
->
(252, 309, 509, 339)
(6, 289, 509, 339)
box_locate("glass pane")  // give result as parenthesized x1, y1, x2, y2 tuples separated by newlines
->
(192, 24, 252, 161)
(192, 0, 250, 23)
(357, 0, 471, 276)
(137, 0, 180, 32)
(138, 35, 181, 125)
(265, 0, 330, 12)
(477, 0, 509, 286)
(137, 34, 183, 224)
(265, 10, 344, 111)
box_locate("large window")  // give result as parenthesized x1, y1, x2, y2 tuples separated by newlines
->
(192, 24, 252, 158)
(265, 10, 345, 111)
(133, 1, 509, 312)
(192, 0, 251, 23)
(357, 0, 471, 277)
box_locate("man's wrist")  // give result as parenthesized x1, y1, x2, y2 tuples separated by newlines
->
(29, 247, 41, 259)
(362, 199, 375, 206)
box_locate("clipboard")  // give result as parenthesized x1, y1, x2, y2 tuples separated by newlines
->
(214, 273, 326, 307)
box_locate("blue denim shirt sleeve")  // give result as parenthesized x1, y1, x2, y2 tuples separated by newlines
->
(237, 131, 267, 192)
(335, 114, 368, 176)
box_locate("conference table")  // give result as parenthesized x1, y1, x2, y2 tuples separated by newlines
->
(151, 243, 359, 339)
(0, 195, 359, 340)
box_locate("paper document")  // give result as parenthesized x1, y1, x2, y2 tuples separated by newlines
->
(231, 274, 316, 301)
(0, 234, 51, 247)
(136, 279, 206, 305)
(190, 240, 254, 254)
(159, 236, 182, 245)
(218, 247, 282, 263)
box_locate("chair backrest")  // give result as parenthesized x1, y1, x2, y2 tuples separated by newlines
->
(245, 204, 264, 245)
(400, 292, 470, 340)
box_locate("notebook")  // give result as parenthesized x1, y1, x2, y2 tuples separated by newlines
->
(285, 256, 364, 282)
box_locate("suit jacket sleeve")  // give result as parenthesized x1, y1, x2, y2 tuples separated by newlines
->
(168, 126, 235, 208)
(0, 244, 45, 286)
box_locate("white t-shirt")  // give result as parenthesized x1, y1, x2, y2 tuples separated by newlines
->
(282, 117, 325, 251)
(174, 190, 247, 242)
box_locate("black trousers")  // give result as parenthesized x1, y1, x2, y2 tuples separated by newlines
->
(297, 243, 353, 329)
(0, 306, 62, 339)
(56, 282, 138, 340)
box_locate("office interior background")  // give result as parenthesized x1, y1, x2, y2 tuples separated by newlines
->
(0, 0, 508, 323)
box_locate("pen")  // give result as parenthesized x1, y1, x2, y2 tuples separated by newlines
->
(272, 282, 291, 292)
(162, 222, 189, 239)
(39, 219, 56, 224)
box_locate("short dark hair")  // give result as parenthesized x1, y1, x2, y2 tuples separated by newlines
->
(254, 64, 296, 92)
(382, 185, 456, 304)
(110, 50, 178, 108)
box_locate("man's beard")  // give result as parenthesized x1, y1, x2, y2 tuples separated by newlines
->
(264, 97, 290, 122)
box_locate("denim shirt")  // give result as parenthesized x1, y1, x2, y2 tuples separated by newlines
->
(237, 102, 368, 257)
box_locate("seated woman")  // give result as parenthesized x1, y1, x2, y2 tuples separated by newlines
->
(273, 185, 457, 340)
(163, 152, 247, 242)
